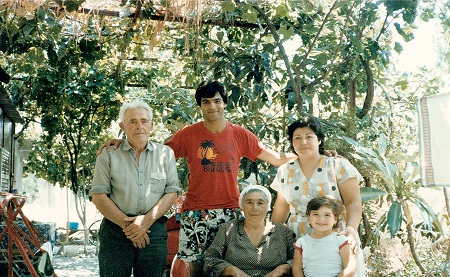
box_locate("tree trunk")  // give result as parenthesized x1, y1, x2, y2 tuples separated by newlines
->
(349, 79, 356, 115)
(357, 57, 374, 119)
(402, 201, 428, 274)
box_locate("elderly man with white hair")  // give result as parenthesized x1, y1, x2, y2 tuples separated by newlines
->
(90, 100, 180, 277)
(203, 185, 296, 277)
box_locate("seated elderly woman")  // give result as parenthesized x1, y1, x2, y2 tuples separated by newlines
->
(203, 185, 296, 277)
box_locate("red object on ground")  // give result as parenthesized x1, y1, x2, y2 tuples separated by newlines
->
(170, 256, 190, 277)
(164, 195, 189, 277)
(166, 216, 180, 269)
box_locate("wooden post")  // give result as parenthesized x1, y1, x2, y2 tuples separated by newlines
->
(65, 172, 69, 243)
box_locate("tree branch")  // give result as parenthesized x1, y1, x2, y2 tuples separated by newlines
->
(78, 8, 263, 29)
(252, 5, 299, 97)
(293, 0, 340, 113)
(295, 0, 340, 76)
(357, 56, 374, 119)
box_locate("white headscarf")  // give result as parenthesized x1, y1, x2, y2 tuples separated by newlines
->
(239, 185, 272, 211)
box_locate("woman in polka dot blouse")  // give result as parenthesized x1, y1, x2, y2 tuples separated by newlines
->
(270, 116, 366, 277)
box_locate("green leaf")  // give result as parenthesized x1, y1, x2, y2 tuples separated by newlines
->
(412, 196, 444, 234)
(37, 7, 46, 21)
(344, 136, 377, 157)
(221, 1, 236, 13)
(64, 0, 84, 13)
(383, 157, 397, 181)
(414, 199, 432, 231)
(394, 22, 413, 42)
(395, 79, 408, 90)
(216, 31, 224, 42)
(403, 162, 420, 184)
(135, 46, 144, 60)
(350, 37, 364, 54)
(242, 10, 257, 23)
(279, 26, 294, 41)
(343, 136, 359, 147)
(378, 133, 387, 156)
(387, 200, 403, 237)
(275, 4, 288, 18)
(22, 21, 36, 36)
(394, 42, 403, 54)
(360, 187, 387, 202)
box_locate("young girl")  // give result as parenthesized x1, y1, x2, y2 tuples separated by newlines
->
(292, 196, 356, 277)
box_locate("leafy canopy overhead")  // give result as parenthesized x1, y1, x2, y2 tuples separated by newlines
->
(0, 0, 444, 191)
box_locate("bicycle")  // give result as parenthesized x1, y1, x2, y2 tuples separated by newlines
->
(88, 219, 101, 246)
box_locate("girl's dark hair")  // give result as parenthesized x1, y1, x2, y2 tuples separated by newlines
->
(287, 116, 325, 154)
(195, 80, 227, 106)
(306, 196, 345, 228)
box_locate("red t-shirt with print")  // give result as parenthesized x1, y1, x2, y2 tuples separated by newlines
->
(165, 121, 265, 211)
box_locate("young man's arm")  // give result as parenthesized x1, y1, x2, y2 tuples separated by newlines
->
(257, 148, 298, 167)
(96, 139, 124, 155)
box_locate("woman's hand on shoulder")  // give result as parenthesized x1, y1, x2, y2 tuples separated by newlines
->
(96, 139, 124, 156)
(338, 226, 359, 254)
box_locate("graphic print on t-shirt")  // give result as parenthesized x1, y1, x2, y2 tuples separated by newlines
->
(197, 140, 218, 164)
(197, 140, 234, 173)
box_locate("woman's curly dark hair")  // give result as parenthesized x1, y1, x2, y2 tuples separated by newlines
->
(287, 115, 325, 154)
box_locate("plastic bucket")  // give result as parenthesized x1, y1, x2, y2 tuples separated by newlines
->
(68, 222, 79, 230)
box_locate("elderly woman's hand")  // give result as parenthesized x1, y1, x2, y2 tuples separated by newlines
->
(222, 265, 251, 277)
(264, 263, 291, 277)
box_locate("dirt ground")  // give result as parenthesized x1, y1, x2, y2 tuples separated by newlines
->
(52, 245, 99, 277)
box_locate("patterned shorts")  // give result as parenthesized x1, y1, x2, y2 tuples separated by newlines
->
(177, 208, 241, 263)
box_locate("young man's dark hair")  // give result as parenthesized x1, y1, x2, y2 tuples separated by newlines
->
(195, 80, 227, 106)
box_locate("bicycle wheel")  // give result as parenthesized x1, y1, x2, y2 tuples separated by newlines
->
(88, 219, 101, 246)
